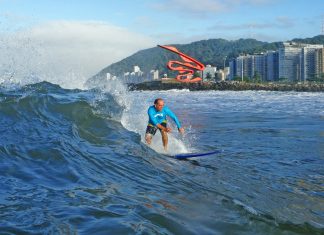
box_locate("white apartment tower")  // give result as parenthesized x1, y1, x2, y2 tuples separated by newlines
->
(229, 43, 323, 82)
(134, 66, 141, 73)
(315, 48, 324, 79)
(279, 42, 324, 82)
(301, 44, 323, 81)
(150, 70, 159, 80)
(203, 65, 217, 80)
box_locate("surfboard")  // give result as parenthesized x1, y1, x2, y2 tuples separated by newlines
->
(166, 150, 222, 160)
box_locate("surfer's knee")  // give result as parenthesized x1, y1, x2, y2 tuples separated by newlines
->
(161, 131, 168, 140)
(161, 132, 168, 147)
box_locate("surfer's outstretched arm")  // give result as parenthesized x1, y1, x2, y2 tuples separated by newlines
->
(164, 106, 184, 134)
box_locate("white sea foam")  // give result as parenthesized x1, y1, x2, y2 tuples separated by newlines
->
(233, 199, 259, 215)
(158, 89, 190, 93)
(85, 79, 189, 155)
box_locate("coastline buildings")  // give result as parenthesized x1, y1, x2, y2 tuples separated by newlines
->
(279, 42, 323, 82)
(253, 54, 266, 81)
(266, 51, 279, 81)
(203, 65, 217, 80)
(315, 48, 324, 79)
(301, 44, 323, 81)
(237, 55, 253, 80)
(215, 67, 229, 81)
(229, 59, 236, 80)
(229, 42, 323, 82)
(109, 42, 323, 84)
(230, 54, 269, 81)
(278, 42, 303, 81)
(106, 73, 116, 80)
(150, 70, 159, 80)
(123, 65, 145, 83)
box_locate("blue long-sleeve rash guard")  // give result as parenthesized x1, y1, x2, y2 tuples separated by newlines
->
(148, 105, 181, 129)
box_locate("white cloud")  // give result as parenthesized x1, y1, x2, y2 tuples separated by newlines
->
(275, 16, 295, 28)
(0, 20, 155, 88)
(153, 0, 277, 16)
(153, 0, 226, 16)
(209, 16, 295, 31)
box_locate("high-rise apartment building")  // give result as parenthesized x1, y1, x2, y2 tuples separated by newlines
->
(229, 59, 236, 80)
(279, 42, 323, 82)
(134, 66, 141, 73)
(235, 55, 254, 80)
(229, 42, 323, 82)
(315, 48, 324, 79)
(266, 51, 279, 81)
(301, 44, 323, 81)
(253, 54, 266, 81)
(150, 70, 159, 80)
(279, 42, 304, 82)
(229, 53, 273, 81)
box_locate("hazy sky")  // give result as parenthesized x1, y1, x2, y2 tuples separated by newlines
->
(0, 0, 323, 87)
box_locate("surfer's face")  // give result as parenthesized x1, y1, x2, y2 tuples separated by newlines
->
(155, 100, 164, 111)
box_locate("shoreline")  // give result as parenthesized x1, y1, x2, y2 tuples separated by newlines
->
(128, 80, 324, 92)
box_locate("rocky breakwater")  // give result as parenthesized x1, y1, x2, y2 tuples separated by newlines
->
(128, 80, 324, 92)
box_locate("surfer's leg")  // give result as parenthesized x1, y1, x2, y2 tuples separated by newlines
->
(145, 125, 157, 145)
(161, 130, 168, 151)
(145, 133, 152, 145)
(159, 122, 168, 151)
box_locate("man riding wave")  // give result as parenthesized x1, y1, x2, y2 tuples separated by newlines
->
(145, 98, 185, 151)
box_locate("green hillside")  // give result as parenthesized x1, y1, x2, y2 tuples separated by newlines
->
(89, 35, 324, 82)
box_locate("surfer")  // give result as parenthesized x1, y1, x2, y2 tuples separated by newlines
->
(145, 98, 185, 151)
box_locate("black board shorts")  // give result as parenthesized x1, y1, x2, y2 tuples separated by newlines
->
(146, 122, 167, 136)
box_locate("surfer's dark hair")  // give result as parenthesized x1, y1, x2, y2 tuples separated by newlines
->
(154, 98, 163, 105)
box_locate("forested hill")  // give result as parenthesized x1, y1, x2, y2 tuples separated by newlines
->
(90, 35, 324, 80)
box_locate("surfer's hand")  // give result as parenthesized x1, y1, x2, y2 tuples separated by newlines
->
(178, 127, 185, 134)
(166, 127, 172, 133)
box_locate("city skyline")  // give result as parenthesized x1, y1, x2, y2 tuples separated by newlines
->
(229, 42, 324, 82)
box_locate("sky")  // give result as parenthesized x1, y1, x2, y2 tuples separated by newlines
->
(0, 0, 323, 87)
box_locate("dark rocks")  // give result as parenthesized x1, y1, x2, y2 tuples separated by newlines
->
(128, 80, 324, 92)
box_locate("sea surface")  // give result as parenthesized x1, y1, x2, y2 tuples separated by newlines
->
(0, 81, 323, 235)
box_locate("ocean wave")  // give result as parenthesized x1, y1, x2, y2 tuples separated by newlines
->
(1, 81, 323, 234)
